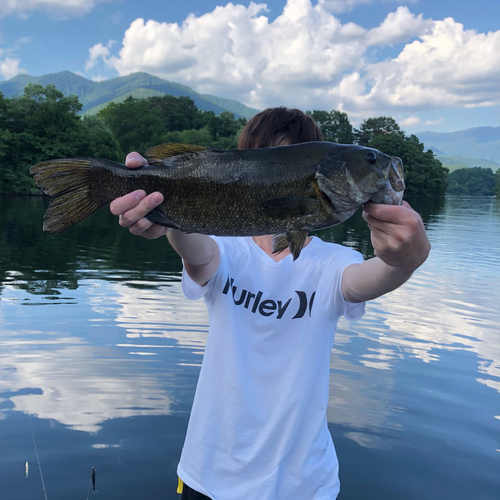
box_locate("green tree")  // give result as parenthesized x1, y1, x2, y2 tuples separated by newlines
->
(370, 132, 448, 197)
(494, 169, 500, 197)
(149, 95, 200, 132)
(355, 116, 404, 146)
(0, 92, 10, 161)
(307, 109, 354, 144)
(447, 167, 496, 196)
(197, 110, 246, 145)
(77, 115, 122, 161)
(98, 96, 166, 155)
(1, 84, 86, 193)
(164, 126, 214, 146)
(0, 84, 122, 194)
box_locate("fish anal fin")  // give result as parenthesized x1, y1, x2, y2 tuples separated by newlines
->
(272, 230, 309, 261)
(263, 196, 318, 219)
(287, 231, 308, 261)
(272, 234, 289, 255)
(145, 207, 181, 229)
(145, 143, 207, 163)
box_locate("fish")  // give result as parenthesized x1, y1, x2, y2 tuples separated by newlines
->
(25, 461, 28, 479)
(30, 142, 405, 260)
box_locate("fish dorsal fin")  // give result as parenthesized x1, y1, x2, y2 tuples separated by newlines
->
(145, 143, 208, 162)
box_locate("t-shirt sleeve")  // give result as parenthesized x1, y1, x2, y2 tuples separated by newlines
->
(317, 246, 366, 322)
(181, 236, 224, 301)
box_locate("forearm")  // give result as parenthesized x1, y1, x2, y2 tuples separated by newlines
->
(167, 230, 220, 285)
(342, 257, 413, 303)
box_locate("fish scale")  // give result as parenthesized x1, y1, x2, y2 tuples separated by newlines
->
(30, 141, 405, 260)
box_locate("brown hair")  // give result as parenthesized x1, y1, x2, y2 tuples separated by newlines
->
(237, 107, 323, 149)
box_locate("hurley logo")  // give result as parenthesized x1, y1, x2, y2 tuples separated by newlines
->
(222, 276, 315, 320)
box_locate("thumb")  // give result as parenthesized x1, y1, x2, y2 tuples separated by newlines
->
(402, 200, 415, 211)
(125, 152, 147, 169)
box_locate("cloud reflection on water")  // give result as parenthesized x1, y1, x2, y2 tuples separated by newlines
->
(0, 197, 498, 459)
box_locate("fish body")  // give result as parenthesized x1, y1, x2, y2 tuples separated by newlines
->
(25, 461, 28, 479)
(30, 142, 404, 259)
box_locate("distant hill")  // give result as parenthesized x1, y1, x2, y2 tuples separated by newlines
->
(0, 71, 260, 120)
(416, 127, 500, 164)
(436, 155, 499, 173)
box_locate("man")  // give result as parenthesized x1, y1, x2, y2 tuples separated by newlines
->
(110, 108, 430, 499)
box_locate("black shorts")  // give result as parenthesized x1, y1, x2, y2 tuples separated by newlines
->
(181, 482, 211, 500)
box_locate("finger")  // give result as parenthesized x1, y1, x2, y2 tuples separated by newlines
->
(362, 212, 392, 235)
(363, 202, 411, 224)
(401, 200, 415, 211)
(369, 225, 390, 249)
(141, 225, 169, 240)
(118, 192, 164, 227)
(125, 152, 148, 169)
(110, 190, 146, 215)
(128, 219, 168, 239)
(123, 214, 153, 231)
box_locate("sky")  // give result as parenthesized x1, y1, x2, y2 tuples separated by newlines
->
(0, 0, 499, 133)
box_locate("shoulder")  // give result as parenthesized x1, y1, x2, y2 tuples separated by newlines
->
(306, 236, 363, 264)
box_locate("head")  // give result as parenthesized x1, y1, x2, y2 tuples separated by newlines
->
(238, 107, 323, 149)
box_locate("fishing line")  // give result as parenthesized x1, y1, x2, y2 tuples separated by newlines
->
(27, 413, 48, 500)
(86, 475, 92, 500)
(86, 466, 96, 499)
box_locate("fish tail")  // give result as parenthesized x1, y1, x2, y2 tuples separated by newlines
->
(30, 159, 107, 234)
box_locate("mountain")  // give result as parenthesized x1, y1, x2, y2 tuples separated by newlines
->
(436, 155, 499, 172)
(0, 71, 260, 120)
(415, 127, 500, 164)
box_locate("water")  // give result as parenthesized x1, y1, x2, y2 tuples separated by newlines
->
(0, 195, 499, 499)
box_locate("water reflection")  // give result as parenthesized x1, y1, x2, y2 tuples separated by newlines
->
(1, 195, 499, 499)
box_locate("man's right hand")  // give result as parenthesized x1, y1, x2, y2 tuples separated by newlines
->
(109, 152, 168, 240)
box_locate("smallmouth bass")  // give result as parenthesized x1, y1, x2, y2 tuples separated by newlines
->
(30, 142, 405, 260)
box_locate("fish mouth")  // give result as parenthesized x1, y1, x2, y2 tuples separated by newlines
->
(370, 157, 405, 205)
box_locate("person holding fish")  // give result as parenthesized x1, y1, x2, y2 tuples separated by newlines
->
(107, 108, 432, 499)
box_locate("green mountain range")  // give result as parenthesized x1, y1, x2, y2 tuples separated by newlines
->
(0, 71, 260, 120)
(416, 127, 500, 169)
(1, 70, 497, 171)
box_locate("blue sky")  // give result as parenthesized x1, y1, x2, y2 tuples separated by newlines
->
(0, 0, 499, 133)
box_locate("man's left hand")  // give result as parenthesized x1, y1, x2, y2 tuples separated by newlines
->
(362, 201, 431, 273)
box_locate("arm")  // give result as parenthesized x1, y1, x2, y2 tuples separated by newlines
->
(341, 201, 431, 303)
(109, 152, 220, 286)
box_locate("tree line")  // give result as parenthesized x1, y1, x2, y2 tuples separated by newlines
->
(0, 83, 495, 197)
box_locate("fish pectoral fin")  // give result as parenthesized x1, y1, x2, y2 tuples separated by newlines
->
(272, 230, 308, 261)
(145, 207, 181, 229)
(145, 143, 207, 164)
(263, 196, 318, 219)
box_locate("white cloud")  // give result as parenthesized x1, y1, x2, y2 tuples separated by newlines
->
(399, 115, 421, 126)
(91, 0, 499, 117)
(365, 6, 432, 46)
(0, 57, 26, 79)
(86, 41, 114, 71)
(357, 18, 500, 112)
(424, 117, 445, 126)
(318, 0, 417, 14)
(0, 0, 115, 19)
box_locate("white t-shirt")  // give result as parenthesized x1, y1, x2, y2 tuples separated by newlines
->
(178, 236, 365, 500)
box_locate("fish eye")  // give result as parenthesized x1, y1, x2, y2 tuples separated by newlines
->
(365, 151, 377, 164)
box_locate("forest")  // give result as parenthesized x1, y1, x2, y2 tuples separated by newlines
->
(0, 83, 493, 197)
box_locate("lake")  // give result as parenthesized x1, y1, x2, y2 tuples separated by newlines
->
(0, 195, 499, 499)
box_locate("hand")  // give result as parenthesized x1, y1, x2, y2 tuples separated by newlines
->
(109, 152, 167, 239)
(362, 201, 431, 273)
